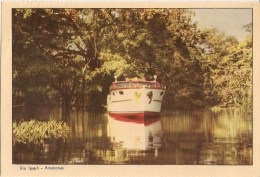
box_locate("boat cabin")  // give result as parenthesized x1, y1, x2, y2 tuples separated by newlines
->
(110, 81, 161, 90)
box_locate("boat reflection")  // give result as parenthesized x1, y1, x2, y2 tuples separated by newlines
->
(107, 114, 163, 151)
(88, 114, 162, 164)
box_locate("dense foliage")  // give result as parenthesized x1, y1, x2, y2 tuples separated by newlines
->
(12, 9, 252, 120)
(13, 120, 70, 145)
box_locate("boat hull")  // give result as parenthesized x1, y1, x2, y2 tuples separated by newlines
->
(107, 88, 165, 117)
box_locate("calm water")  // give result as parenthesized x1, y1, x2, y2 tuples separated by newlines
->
(13, 107, 253, 165)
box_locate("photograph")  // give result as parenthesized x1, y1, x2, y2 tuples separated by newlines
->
(11, 8, 253, 165)
(2, 2, 260, 177)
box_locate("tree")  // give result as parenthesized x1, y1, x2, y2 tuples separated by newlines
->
(13, 8, 253, 117)
(100, 9, 209, 109)
(200, 25, 252, 110)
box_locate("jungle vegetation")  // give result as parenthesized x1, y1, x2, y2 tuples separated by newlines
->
(12, 9, 253, 121)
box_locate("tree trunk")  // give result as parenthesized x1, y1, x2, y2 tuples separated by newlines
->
(61, 96, 71, 122)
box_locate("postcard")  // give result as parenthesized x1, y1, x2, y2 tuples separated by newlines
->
(1, 1, 260, 177)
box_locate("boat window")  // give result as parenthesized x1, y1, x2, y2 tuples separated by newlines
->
(139, 82, 159, 88)
(114, 83, 129, 87)
(119, 91, 124, 95)
(160, 91, 164, 96)
(130, 83, 135, 87)
(113, 82, 160, 88)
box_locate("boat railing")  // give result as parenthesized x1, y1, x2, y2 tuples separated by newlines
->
(110, 82, 165, 90)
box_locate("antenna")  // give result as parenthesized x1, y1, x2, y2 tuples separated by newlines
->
(153, 75, 157, 82)
(114, 75, 118, 82)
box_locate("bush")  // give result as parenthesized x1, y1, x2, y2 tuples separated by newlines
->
(13, 120, 70, 145)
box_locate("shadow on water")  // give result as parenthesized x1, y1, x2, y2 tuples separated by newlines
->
(13, 107, 252, 165)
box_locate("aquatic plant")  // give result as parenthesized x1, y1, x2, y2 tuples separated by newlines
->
(13, 120, 70, 145)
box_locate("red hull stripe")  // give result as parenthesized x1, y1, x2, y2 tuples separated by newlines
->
(108, 112, 161, 125)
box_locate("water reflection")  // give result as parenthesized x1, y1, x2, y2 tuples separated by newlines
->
(161, 110, 252, 165)
(107, 115, 163, 150)
(101, 115, 163, 164)
(13, 107, 252, 165)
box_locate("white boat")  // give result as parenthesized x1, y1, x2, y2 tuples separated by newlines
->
(107, 75, 165, 118)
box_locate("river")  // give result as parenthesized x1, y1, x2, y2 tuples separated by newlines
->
(13, 106, 252, 165)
